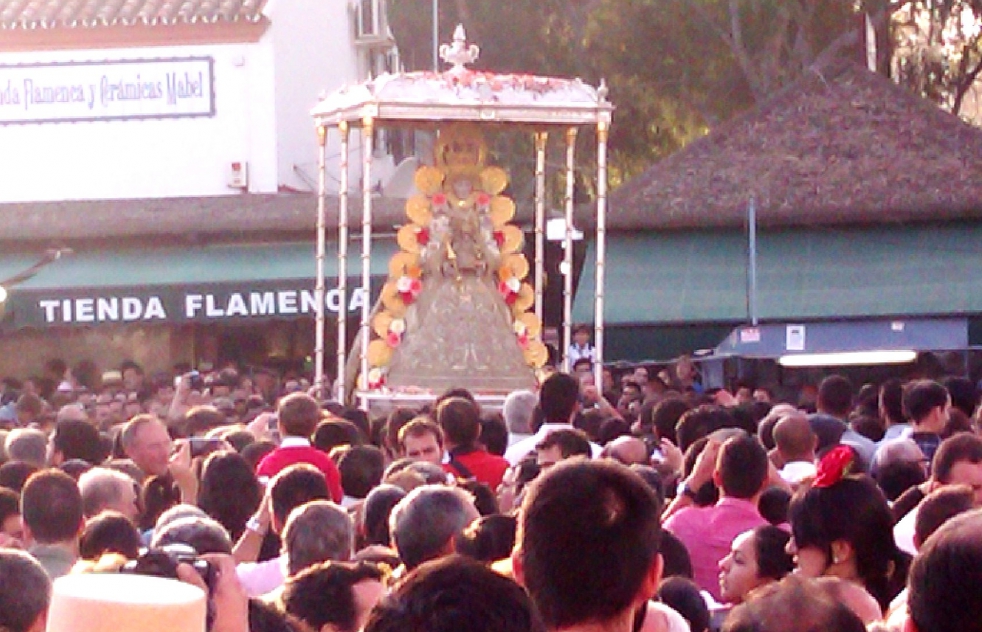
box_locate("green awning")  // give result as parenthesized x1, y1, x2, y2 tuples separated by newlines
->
(573, 222, 982, 326)
(1, 240, 396, 329)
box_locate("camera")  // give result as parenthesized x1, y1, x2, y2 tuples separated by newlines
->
(121, 544, 216, 592)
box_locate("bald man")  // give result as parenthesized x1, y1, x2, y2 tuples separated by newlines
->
(601, 436, 649, 466)
(773, 413, 817, 487)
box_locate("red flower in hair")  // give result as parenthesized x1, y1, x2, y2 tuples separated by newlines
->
(494, 230, 505, 248)
(417, 227, 430, 246)
(813, 445, 855, 489)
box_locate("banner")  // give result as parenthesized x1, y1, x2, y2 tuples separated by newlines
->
(0, 57, 214, 124)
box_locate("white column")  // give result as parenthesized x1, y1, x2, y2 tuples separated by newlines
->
(359, 118, 375, 410)
(562, 127, 577, 373)
(314, 125, 328, 399)
(534, 131, 547, 324)
(594, 121, 609, 390)
(337, 121, 350, 402)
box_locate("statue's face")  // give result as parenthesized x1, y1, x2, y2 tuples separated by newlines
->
(451, 176, 473, 199)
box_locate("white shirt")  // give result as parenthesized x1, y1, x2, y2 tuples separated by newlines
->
(503, 423, 602, 466)
(236, 554, 287, 598)
(893, 505, 918, 556)
(779, 460, 817, 486)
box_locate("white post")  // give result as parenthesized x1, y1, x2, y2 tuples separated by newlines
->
(337, 121, 350, 402)
(314, 125, 328, 399)
(359, 118, 375, 410)
(594, 121, 609, 390)
(562, 127, 577, 373)
(534, 131, 547, 325)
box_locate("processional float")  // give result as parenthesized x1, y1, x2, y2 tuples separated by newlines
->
(311, 26, 613, 410)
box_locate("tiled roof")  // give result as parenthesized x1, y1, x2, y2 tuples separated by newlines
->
(0, 0, 266, 29)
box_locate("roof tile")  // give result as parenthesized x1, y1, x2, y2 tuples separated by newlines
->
(0, 0, 266, 28)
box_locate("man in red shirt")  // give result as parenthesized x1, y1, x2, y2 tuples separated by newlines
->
(256, 393, 342, 502)
(438, 397, 509, 489)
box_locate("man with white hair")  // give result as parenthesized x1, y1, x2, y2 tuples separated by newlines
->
(502, 390, 537, 447)
(4, 429, 47, 467)
(77, 467, 141, 523)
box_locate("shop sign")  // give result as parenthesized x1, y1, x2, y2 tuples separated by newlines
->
(8, 282, 374, 329)
(0, 57, 214, 124)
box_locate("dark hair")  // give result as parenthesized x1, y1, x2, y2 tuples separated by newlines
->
(0, 461, 39, 493)
(682, 437, 719, 507)
(873, 460, 926, 501)
(436, 397, 481, 448)
(277, 393, 322, 437)
(879, 379, 906, 425)
(933, 433, 982, 484)
(659, 530, 693, 579)
(817, 375, 853, 418)
(21, 469, 83, 543)
(198, 451, 262, 540)
(903, 380, 949, 424)
(340, 408, 371, 442)
(184, 406, 226, 436)
(941, 376, 977, 419)
(573, 408, 605, 442)
(337, 445, 385, 499)
(283, 560, 385, 632)
(849, 415, 884, 443)
(649, 397, 690, 444)
(52, 420, 107, 465)
(364, 555, 541, 632)
(383, 408, 418, 457)
(723, 576, 865, 632)
(479, 414, 508, 456)
(0, 486, 17, 526)
(152, 515, 234, 554)
(248, 598, 294, 632)
(752, 525, 794, 581)
(676, 405, 733, 453)
(241, 440, 277, 471)
(597, 417, 631, 445)
(455, 479, 498, 516)
(718, 435, 768, 499)
(270, 464, 330, 526)
(398, 418, 444, 451)
(908, 509, 982, 632)
(757, 486, 791, 526)
(139, 474, 182, 531)
(454, 514, 516, 564)
(313, 420, 365, 453)
(914, 485, 975, 546)
(789, 475, 908, 610)
(518, 460, 661, 628)
(79, 510, 142, 560)
(0, 549, 51, 632)
(390, 486, 476, 570)
(656, 577, 709, 632)
(361, 484, 406, 547)
(535, 428, 591, 459)
(539, 373, 580, 424)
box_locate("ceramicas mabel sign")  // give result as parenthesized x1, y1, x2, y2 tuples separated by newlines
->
(6, 283, 372, 329)
(0, 57, 214, 124)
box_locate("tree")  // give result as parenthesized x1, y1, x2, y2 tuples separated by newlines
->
(893, 0, 982, 117)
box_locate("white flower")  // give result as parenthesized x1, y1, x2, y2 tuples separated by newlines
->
(506, 277, 521, 293)
(396, 276, 413, 292)
(513, 321, 527, 336)
(390, 318, 407, 335)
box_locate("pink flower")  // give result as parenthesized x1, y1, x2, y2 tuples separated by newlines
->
(409, 278, 422, 294)
(399, 290, 415, 305)
(518, 333, 530, 349)
(494, 231, 505, 248)
(417, 227, 430, 246)
(813, 445, 855, 489)
(386, 331, 402, 348)
(432, 193, 447, 207)
(476, 193, 491, 206)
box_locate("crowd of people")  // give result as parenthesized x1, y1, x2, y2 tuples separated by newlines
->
(0, 355, 981, 632)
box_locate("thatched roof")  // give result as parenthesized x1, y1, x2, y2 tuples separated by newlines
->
(0, 193, 409, 247)
(609, 62, 982, 230)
